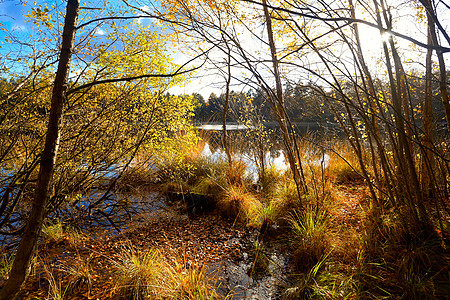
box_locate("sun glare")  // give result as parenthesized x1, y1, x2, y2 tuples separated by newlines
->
(380, 31, 391, 42)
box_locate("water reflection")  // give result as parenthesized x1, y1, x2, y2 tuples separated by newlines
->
(201, 142, 289, 182)
(197, 124, 254, 131)
(201, 142, 330, 183)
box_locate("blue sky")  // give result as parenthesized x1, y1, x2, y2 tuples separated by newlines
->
(0, 0, 26, 29)
(0, 0, 28, 46)
(1, 0, 449, 98)
(0, 0, 157, 37)
(0, 0, 159, 77)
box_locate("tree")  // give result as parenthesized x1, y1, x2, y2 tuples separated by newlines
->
(137, 0, 449, 220)
(0, 1, 80, 297)
(0, 0, 198, 297)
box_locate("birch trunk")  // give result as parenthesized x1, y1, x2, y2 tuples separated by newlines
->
(0, 0, 79, 298)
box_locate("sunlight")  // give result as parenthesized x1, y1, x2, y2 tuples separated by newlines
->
(1, 0, 449, 298)
(380, 31, 392, 42)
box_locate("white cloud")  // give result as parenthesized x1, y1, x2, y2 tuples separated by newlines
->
(94, 28, 105, 36)
(139, 5, 151, 12)
(11, 24, 26, 31)
(134, 5, 152, 24)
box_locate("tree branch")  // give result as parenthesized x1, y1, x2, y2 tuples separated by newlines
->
(241, 0, 450, 52)
(67, 48, 211, 95)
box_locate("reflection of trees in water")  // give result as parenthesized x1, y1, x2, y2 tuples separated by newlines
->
(199, 122, 342, 155)
(200, 129, 279, 155)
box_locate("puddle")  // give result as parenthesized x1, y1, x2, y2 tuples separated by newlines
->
(206, 229, 290, 299)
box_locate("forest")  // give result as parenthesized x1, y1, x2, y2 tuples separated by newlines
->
(0, 0, 449, 299)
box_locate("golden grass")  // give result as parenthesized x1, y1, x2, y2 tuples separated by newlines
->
(288, 207, 332, 272)
(41, 221, 86, 246)
(64, 254, 93, 297)
(113, 247, 162, 300)
(112, 245, 218, 299)
(218, 184, 263, 227)
(115, 164, 155, 192)
(0, 253, 12, 282)
(165, 261, 218, 300)
(44, 263, 70, 300)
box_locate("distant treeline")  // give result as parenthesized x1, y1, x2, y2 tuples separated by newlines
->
(182, 77, 448, 128)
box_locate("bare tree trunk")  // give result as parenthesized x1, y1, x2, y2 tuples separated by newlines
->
(374, 0, 419, 222)
(222, 41, 232, 166)
(261, 0, 306, 202)
(436, 53, 450, 130)
(422, 7, 435, 196)
(375, 0, 430, 225)
(419, 0, 450, 130)
(0, 0, 79, 298)
(349, 0, 384, 205)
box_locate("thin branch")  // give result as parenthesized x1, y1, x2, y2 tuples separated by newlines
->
(67, 48, 211, 95)
(76, 16, 142, 30)
(241, 0, 450, 52)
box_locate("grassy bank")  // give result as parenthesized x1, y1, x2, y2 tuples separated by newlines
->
(0, 136, 448, 299)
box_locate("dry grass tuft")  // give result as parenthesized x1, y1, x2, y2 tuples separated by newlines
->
(112, 245, 218, 299)
(288, 208, 332, 272)
(218, 184, 263, 227)
(0, 253, 13, 282)
(42, 221, 86, 246)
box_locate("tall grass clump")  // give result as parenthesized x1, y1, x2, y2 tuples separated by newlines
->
(192, 159, 253, 197)
(44, 263, 69, 300)
(64, 254, 93, 296)
(152, 135, 203, 191)
(156, 143, 229, 192)
(259, 165, 288, 198)
(166, 261, 218, 299)
(113, 247, 162, 300)
(258, 167, 303, 228)
(41, 221, 85, 246)
(0, 253, 13, 282)
(112, 245, 218, 299)
(326, 140, 363, 184)
(115, 164, 155, 192)
(283, 191, 361, 299)
(284, 252, 331, 299)
(218, 184, 263, 227)
(356, 212, 448, 298)
(288, 207, 332, 272)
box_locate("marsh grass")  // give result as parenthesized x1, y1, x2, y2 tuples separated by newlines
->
(218, 184, 263, 227)
(152, 136, 447, 298)
(157, 142, 251, 194)
(0, 253, 13, 281)
(288, 207, 332, 272)
(116, 164, 155, 192)
(166, 261, 218, 299)
(326, 143, 363, 184)
(44, 263, 69, 300)
(356, 214, 449, 298)
(284, 252, 332, 299)
(65, 254, 93, 296)
(297, 137, 363, 185)
(113, 247, 162, 300)
(42, 221, 85, 246)
(190, 159, 253, 197)
(259, 165, 285, 196)
(112, 245, 218, 299)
